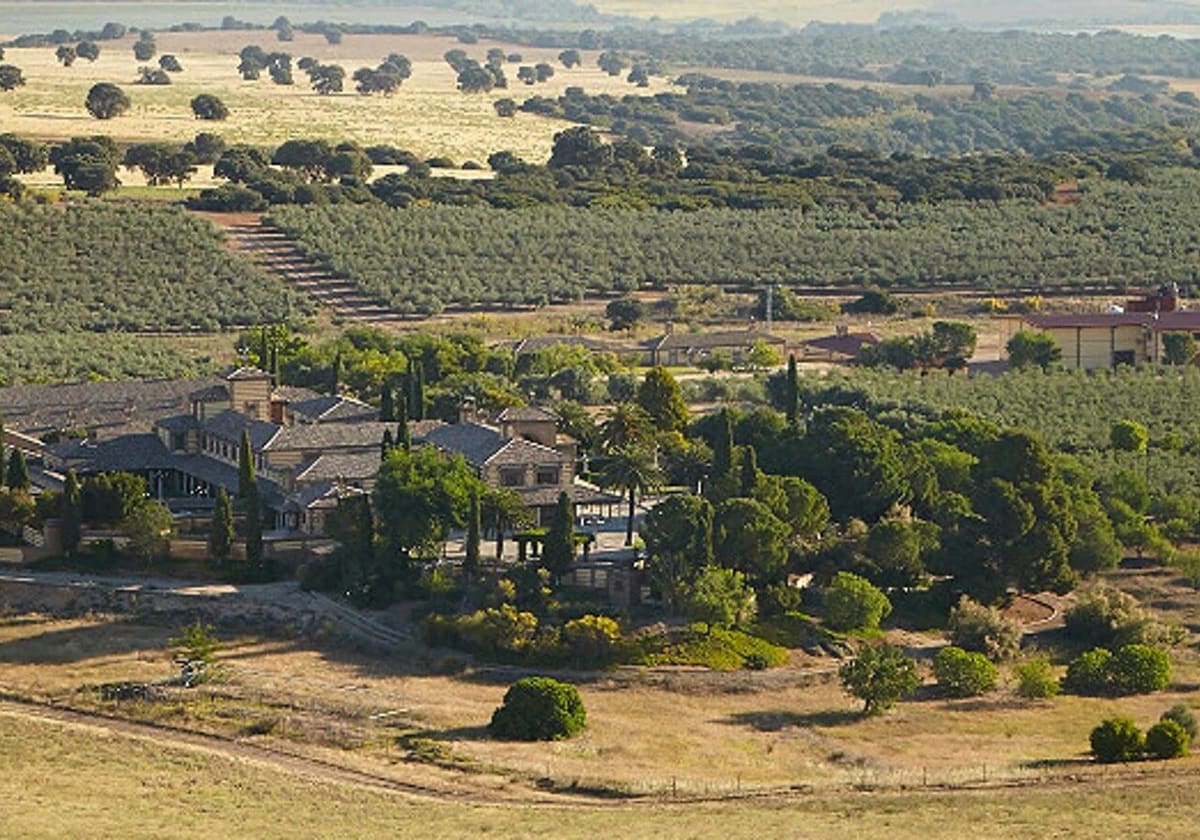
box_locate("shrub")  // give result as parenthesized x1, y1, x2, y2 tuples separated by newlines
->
(488, 676, 586, 741)
(1090, 716, 1144, 763)
(1160, 704, 1198, 742)
(838, 643, 920, 716)
(932, 646, 998, 698)
(947, 595, 1022, 661)
(824, 571, 892, 633)
(1107, 644, 1171, 695)
(1062, 645, 1171, 696)
(1014, 654, 1060, 699)
(1064, 586, 1169, 648)
(562, 614, 622, 667)
(1145, 719, 1190, 759)
(1062, 648, 1113, 696)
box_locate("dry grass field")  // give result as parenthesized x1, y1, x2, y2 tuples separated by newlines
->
(3, 565, 1200, 835)
(0, 29, 670, 162)
(3, 569, 1200, 799)
(6, 708, 1200, 839)
(592, 0, 917, 26)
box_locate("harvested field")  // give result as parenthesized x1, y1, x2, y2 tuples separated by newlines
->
(0, 30, 671, 161)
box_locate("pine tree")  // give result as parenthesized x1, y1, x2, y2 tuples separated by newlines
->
(464, 486, 481, 581)
(786, 353, 799, 427)
(541, 491, 575, 583)
(208, 487, 234, 567)
(6, 449, 29, 491)
(62, 469, 82, 555)
(237, 430, 255, 499)
(740, 445, 758, 498)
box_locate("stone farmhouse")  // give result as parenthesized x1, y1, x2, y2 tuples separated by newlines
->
(10, 367, 614, 536)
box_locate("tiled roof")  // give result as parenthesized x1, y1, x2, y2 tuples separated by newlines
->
(203, 409, 280, 451)
(294, 452, 382, 484)
(155, 414, 199, 432)
(1021, 311, 1200, 331)
(0, 377, 222, 436)
(188, 384, 230, 403)
(803, 332, 880, 358)
(266, 421, 393, 452)
(422, 422, 507, 466)
(486, 437, 563, 468)
(409, 420, 446, 441)
(516, 483, 622, 508)
(272, 385, 322, 403)
(289, 395, 377, 424)
(51, 433, 176, 473)
(226, 366, 272, 381)
(508, 335, 614, 355)
(645, 329, 785, 351)
(497, 406, 558, 423)
(173, 454, 285, 507)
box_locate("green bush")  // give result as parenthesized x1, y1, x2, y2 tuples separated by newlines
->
(824, 571, 892, 633)
(1062, 645, 1171, 696)
(1090, 716, 1144, 763)
(838, 643, 921, 716)
(561, 614, 622, 667)
(1145, 719, 1190, 759)
(932, 646, 998, 698)
(641, 625, 788, 671)
(1014, 655, 1060, 699)
(947, 595, 1022, 661)
(1107, 644, 1171, 695)
(1062, 648, 1114, 696)
(488, 676, 586, 741)
(1160, 704, 1199, 742)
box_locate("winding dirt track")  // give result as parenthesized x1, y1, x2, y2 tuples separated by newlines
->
(6, 690, 1200, 816)
(0, 693, 605, 809)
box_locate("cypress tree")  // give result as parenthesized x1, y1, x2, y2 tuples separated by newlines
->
(712, 408, 734, 478)
(269, 342, 278, 377)
(381, 429, 394, 460)
(6, 449, 29, 492)
(541, 491, 575, 584)
(786, 353, 799, 427)
(414, 364, 426, 421)
(237, 429, 255, 499)
(329, 350, 342, 395)
(464, 485, 481, 581)
(740, 445, 758, 498)
(62, 469, 82, 555)
(355, 494, 374, 585)
(380, 384, 395, 422)
(690, 499, 714, 567)
(208, 487, 234, 567)
(258, 327, 269, 370)
(244, 485, 263, 578)
(0, 411, 7, 484)
(396, 397, 411, 451)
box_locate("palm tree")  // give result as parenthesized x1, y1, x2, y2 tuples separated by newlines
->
(600, 401, 653, 453)
(600, 444, 662, 546)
